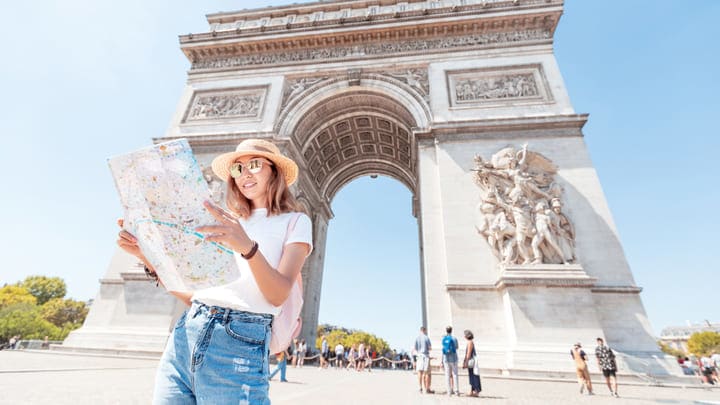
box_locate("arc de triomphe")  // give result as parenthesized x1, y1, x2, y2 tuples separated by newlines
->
(64, 0, 679, 375)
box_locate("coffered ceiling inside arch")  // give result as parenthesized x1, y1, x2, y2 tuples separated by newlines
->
(301, 113, 416, 202)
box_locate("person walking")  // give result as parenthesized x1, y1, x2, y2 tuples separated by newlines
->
(462, 330, 481, 397)
(595, 337, 619, 397)
(116, 138, 313, 404)
(269, 347, 290, 382)
(441, 326, 460, 396)
(414, 326, 433, 394)
(571, 342, 594, 395)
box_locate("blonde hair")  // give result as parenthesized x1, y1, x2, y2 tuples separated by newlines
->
(225, 164, 303, 219)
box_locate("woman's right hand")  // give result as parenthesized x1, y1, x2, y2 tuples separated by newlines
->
(116, 219, 146, 262)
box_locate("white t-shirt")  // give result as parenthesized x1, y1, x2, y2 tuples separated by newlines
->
(191, 209, 313, 315)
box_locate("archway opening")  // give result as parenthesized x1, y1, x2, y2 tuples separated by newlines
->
(319, 175, 421, 354)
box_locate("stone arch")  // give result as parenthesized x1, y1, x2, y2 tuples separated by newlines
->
(277, 75, 431, 141)
(279, 79, 429, 204)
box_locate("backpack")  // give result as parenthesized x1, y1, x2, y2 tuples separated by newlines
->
(442, 335, 456, 354)
(268, 213, 304, 354)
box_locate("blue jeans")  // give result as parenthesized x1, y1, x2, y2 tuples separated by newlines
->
(269, 357, 287, 382)
(153, 301, 273, 404)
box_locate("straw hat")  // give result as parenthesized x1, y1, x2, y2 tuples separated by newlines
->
(211, 139, 298, 186)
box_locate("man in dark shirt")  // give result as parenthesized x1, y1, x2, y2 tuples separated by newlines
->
(595, 337, 619, 397)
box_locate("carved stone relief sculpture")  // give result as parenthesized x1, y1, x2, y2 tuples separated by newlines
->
(473, 144, 576, 266)
(184, 87, 266, 122)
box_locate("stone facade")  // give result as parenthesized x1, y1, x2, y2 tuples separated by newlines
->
(71, 0, 680, 376)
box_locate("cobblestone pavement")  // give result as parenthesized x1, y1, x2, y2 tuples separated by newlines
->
(1, 351, 719, 404)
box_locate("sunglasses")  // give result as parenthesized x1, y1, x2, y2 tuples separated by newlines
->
(229, 158, 272, 178)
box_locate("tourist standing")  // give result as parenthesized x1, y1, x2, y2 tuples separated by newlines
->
(571, 342, 594, 395)
(595, 337, 619, 397)
(319, 335, 329, 368)
(297, 339, 307, 367)
(462, 330, 481, 397)
(700, 354, 716, 385)
(346, 345, 357, 370)
(334, 342, 345, 368)
(442, 326, 460, 396)
(117, 139, 313, 404)
(291, 338, 299, 367)
(357, 342, 366, 371)
(414, 326, 433, 394)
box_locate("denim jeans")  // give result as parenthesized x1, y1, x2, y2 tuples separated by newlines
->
(269, 357, 287, 382)
(153, 301, 273, 404)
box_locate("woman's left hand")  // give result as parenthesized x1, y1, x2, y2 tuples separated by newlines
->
(196, 200, 255, 255)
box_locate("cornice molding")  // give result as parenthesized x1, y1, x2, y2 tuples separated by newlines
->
(422, 113, 588, 140)
(181, 2, 562, 70)
(201, 0, 562, 36)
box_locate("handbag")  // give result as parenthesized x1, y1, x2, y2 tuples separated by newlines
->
(268, 213, 304, 354)
(473, 355, 481, 375)
(467, 356, 475, 368)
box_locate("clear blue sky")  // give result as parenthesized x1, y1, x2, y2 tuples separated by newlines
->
(0, 1, 717, 352)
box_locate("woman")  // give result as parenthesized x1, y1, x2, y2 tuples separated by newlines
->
(297, 339, 307, 367)
(117, 139, 313, 404)
(462, 330, 482, 397)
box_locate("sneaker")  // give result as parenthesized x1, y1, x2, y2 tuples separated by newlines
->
(587, 391, 594, 396)
(613, 392, 619, 398)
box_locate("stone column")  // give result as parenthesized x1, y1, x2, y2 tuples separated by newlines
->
(299, 211, 330, 347)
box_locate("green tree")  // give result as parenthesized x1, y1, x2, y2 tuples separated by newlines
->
(19, 276, 66, 305)
(0, 285, 37, 308)
(315, 325, 390, 354)
(0, 303, 62, 342)
(687, 331, 720, 357)
(40, 298, 88, 328)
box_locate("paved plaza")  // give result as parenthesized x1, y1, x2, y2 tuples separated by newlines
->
(1, 351, 718, 404)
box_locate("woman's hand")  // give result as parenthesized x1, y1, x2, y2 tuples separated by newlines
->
(116, 219, 147, 263)
(196, 200, 255, 255)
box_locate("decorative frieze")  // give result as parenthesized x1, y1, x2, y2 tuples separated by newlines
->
(447, 64, 551, 107)
(190, 30, 550, 70)
(183, 87, 267, 122)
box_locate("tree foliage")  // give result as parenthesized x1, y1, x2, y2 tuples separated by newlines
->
(315, 324, 390, 354)
(687, 331, 720, 357)
(19, 276, 66, 305)
(0, 276, 86, 343)
(0, 285, 37, 308)
(40, 298, 89, 328)
(0, 303, 61, 342)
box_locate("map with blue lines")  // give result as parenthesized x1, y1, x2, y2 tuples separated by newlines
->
(108, 139, 240, 292)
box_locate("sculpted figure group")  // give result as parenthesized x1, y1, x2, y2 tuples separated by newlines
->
(474, 144, 576, 266)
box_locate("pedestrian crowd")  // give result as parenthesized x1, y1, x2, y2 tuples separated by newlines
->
(406, 326, 635, 399)
(677, 352, 720, 385)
